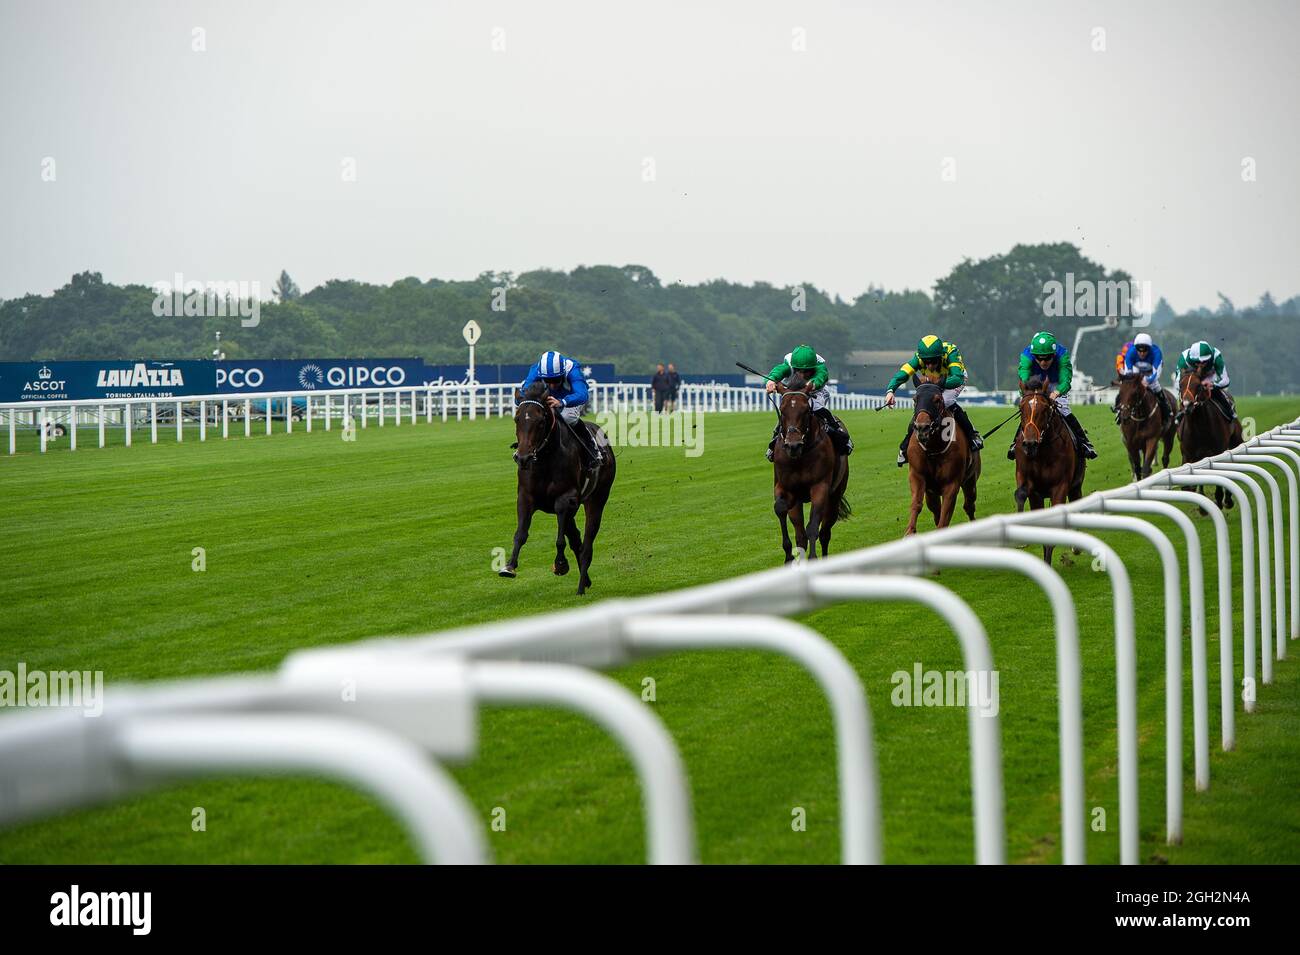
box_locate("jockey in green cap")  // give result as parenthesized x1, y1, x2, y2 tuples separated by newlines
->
(1176, 340, 1236, 419)
(884, 334, 983, 466)
(764, 344, 853, 460)
(1008, 330, 1097, 460)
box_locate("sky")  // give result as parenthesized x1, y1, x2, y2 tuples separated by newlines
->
(1, 0, 1296, 312)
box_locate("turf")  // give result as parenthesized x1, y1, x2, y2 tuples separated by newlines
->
(1, 397, 1298, 864)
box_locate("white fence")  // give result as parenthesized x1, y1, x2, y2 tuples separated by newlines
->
(2, 409, 1297, 864)
(0, 381, 900, 455)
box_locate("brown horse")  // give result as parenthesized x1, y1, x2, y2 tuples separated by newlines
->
(1113, 372, 1173, 480)
(1178, 369, 1242, 510)
(903, 382, 980, 535)
(772, 372, 850, 561)
(1014, 381, 1085, 564)
(502, 381, 616, 594)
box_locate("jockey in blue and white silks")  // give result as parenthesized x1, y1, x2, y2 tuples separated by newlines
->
(1118, 331, 1174, 420)
(517, 351, 604, 463)
(1122, 332, 1163, 387)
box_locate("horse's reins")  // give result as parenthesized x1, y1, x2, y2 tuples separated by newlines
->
(778, 390, 823, 448)
(1120, 382, 1156, 422)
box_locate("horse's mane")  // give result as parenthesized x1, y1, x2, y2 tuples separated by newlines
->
(787, 370, 812, 391)
(521, 380, 549, 402)
(1022, 378, 1046, 394)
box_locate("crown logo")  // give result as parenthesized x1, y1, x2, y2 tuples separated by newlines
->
(38, 365, 52, 380)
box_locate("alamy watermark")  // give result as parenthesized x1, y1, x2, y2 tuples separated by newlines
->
(151, 272, 261, 327)
(891, 662, 999, 718)
(1041, 273, 1153, 326)
(1, 663, 104, 717)
(590, 410, 704, 457)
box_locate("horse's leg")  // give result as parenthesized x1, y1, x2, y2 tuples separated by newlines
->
(925, 488, 941, 526)
(1161, 426, 1173, 469)
(905, 469, 926, 536)
(806, 484, 830, 559)
(791, 503, 809, 557)
(1128, 439, 1142, 482)
(774, 492, 795, 563)
(936, 484, 959, 529)
(576, 497, 605, 595)
(1024, 493, 1054, 564)
(552, 496, 578, 576)
(503, 493, 534, 577)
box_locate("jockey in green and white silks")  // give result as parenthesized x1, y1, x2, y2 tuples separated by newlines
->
(1008, 330, 1098, 460)
(1176, 340, 1236, 419)
(883, 334, 983, 466)
(764, 344, 853, 460)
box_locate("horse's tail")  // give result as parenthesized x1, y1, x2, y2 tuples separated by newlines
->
(838, 495, 852, 521)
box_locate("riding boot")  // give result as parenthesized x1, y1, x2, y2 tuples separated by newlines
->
(815, 407, 853, 457)
(1064, 414, 1098, 459)
(765, 423, 779, 462)
(950, 403, 983, 451)
(1007, 422, 1022, 460)
(1215, 388, 1237, 419)
(897, 423, 913, 467)
(569, 420, 605, 466)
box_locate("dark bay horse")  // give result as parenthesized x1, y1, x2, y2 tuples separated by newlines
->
(502, 381, 616, 595)
(1113, 372, 1173, 480)
(1014, 382, 1085, 564)
(903, 382, 980, 535)
(1178, 369, 1242, 510)
(772, 372, 850, 561)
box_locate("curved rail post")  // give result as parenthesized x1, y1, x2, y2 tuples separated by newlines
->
(1100, 495, 1209, 792)
(116, 714, 488, 864)
(1233, 449, 1298, 656)
(1248, 439, 1300, 642)
(1139, 488, 1235, 752)
(1052, 511, 1183, 846)
(1196, 463, 1278, 681)
(467, 662, 696, 865)
(1002, 525, 1139, 864)
(920, 544, 1086, 865)
(620, 614, 880, 865)
(1160, 472, 1258, 713)
(805, 574, 1004, 865)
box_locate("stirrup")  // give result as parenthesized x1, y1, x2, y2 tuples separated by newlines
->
(896, 448, 906, 467)
(765, 446, 775, 462)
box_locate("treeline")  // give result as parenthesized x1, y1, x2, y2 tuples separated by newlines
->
(2, 245, 1298, 391)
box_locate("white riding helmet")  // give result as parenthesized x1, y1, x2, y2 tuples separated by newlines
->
(1133, 332, 1153, 348)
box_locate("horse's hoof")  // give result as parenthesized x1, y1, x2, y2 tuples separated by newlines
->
(553, 562, 569, 576)
(498, 568, 517, 578)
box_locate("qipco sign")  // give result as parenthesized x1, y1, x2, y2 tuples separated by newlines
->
(214, 359, 424, 395)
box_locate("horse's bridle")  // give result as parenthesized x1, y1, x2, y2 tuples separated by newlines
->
(513, 398, 556, 465)
(1181, 370, 1211, 409)
(1119, 379, 1155, 423)
(1021, 390, 1056, 445)
(778, 390, 818, 451)
(913, 389, 953, 454)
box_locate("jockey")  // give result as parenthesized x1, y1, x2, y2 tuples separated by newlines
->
(1009, 330, 1098, 460)
(1176, 340, 1236, 419)
(517, 350, 605, 465)
(764, 344, 854, 460)
(1120, 331, 1173, 420)
(884, 334, 983, 467)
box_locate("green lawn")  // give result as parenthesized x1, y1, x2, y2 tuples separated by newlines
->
(2, 398, 1299, 864)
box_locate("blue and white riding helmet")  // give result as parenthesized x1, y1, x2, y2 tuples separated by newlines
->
(538, 351, 573, 379)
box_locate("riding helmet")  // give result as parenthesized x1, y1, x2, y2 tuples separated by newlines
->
(1030, 331, 1057, 356)
(791, 345, 819, 369)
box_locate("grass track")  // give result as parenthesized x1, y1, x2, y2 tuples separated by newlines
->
(2, 398, 1299, 864)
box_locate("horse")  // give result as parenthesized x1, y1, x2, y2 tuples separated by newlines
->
(1178, 369, 1242, 510)
(1014, 380, 1085, 564)
(1113, 372, 1173, 480)
(771, 371, 850, 562)
(501, 381, 616, 595)
(903, 381, 980, 535)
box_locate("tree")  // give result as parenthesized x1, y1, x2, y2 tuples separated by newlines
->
(274, 270, 301, 302)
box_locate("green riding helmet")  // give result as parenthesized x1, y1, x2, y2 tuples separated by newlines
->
(790, 344, 819, 369)
(1030, 331, 1058, 356)
(916, 335, 946, 362)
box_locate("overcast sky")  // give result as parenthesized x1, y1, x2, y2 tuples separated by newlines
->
(1, 0, 1296, 311)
